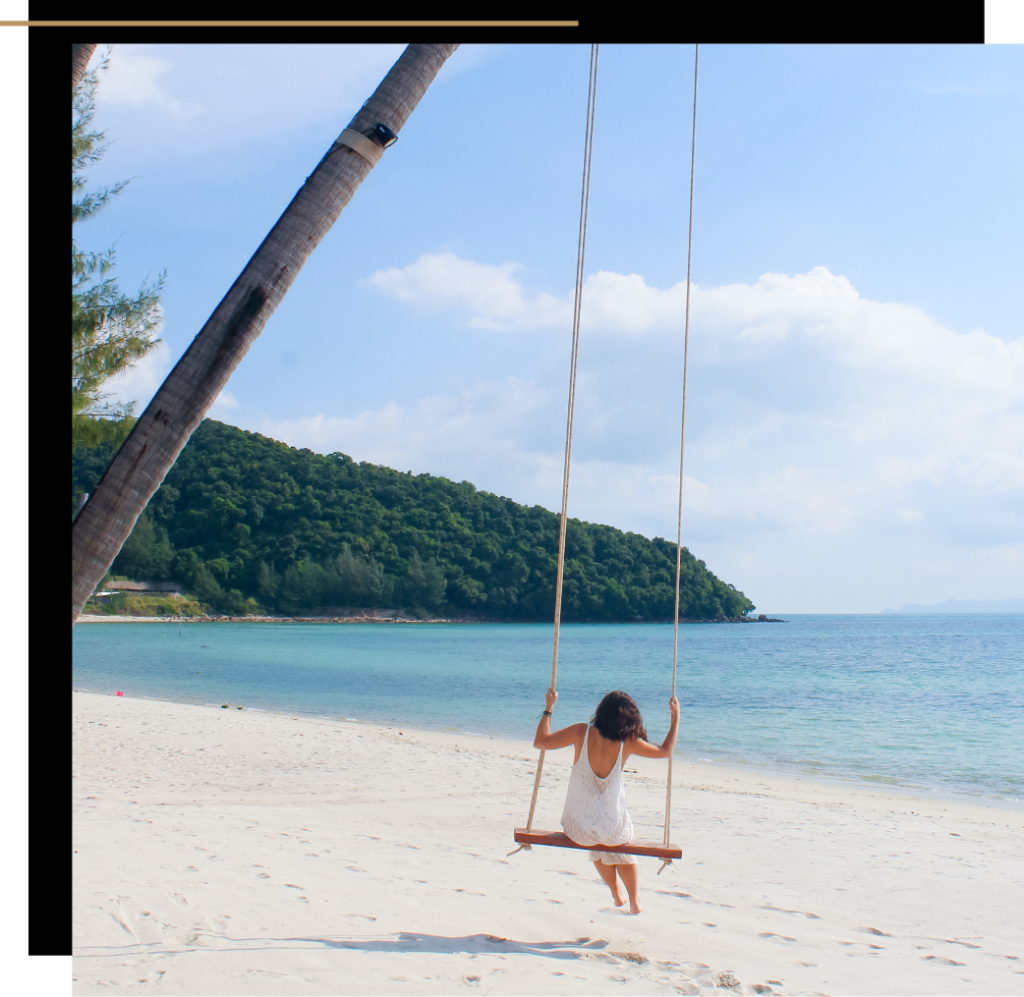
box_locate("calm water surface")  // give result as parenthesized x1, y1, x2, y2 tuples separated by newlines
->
(72, 615, 1023, 804)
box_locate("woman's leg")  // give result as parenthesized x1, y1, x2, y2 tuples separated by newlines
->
(592, 860, 626, 906)
(616, 863, 642, 914)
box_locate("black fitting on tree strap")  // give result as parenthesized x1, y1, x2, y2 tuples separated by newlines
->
(368, 122, 398, 148)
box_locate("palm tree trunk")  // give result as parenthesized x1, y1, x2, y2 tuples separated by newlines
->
(71, 43, 459, 622)
(72, 44, 96, 90)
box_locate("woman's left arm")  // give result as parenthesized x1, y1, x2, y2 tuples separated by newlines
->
(533, 688, 586, 750)
(625, 696, 680, 760)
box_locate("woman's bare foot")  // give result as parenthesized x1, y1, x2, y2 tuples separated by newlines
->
(593, 860, 627, 906)
(617, 864, 642, 914)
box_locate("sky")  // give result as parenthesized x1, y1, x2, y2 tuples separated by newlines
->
(78, 42, 1024, 614)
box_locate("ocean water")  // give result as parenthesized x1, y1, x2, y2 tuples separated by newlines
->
(72, 615, 1023, 804)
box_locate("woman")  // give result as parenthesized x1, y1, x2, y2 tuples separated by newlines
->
(534, 687, 679, 914)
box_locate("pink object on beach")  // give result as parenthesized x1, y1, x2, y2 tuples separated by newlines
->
(115, 691, 123, 697)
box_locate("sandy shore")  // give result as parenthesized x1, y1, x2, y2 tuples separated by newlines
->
(72, 692, 1023, 996)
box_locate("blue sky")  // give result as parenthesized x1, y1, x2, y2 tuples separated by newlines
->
(79, 43, 1024, 613)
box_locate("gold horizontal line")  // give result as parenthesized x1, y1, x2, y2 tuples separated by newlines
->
(2, 20, 579, 27)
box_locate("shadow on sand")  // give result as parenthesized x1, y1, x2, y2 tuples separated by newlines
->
(75, 932, 610, 960)
(310, 932, 610, 958)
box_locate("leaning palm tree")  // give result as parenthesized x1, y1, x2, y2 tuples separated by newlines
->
(71, 43, 459, 622)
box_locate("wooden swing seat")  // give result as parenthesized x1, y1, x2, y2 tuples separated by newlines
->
(514, 828, 681, 860)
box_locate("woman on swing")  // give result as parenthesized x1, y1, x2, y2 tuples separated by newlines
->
(534, 688, 680, 914)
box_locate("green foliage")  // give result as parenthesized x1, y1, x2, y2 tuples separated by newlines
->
(83, 591, 206, 617)
(110, 509, 175, 579)
(72, 420, 756, 620)
(72, 50, 164, 450)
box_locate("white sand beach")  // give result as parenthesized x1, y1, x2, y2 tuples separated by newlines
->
(72, 691, 1023, 996)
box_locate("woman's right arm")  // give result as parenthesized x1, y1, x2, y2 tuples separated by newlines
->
(625, 696, 680, 759)
(533, 687, 587, 750)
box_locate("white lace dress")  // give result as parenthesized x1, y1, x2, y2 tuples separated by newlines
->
(560, 726, 636, 865)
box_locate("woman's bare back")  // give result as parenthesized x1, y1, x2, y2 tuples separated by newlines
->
(575, 725, 626, 777)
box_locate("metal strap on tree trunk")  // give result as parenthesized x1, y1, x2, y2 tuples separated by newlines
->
(334, 129, 384, 166)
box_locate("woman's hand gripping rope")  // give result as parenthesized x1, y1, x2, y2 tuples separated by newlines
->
(509, 688, 559, 856)
(657, 694, 681, 874)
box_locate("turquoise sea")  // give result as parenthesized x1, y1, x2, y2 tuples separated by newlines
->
(72, 615, 1023, 805)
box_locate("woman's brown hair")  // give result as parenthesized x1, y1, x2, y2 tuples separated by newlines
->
(591, 690, 647, 742)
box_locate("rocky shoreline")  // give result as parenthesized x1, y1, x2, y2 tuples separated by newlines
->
(77, 613, 787, 624)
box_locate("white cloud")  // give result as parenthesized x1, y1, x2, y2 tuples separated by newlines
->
(208, 390, 239, 419)
(695, 268, 1024, 401)
(368, 251, 1023, 396)
(364, 252, 688, 333)
(244, 378, 560, 496)
(364, 253, 568, 330)
(103, 339, 172, 412)
(98, 47, 205, 119)
(355, 256, 1024, 605)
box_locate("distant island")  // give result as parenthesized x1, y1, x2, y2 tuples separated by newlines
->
(883, 598, 1024, 614)
(73, 419, 756, 622)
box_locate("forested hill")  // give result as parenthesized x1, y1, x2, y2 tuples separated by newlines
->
(73, 420, 755, 620)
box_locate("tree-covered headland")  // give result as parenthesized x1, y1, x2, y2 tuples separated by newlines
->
(74, 420, 755, 621)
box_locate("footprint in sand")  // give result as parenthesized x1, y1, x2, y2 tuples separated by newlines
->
(758, 932, 796, 943)
(923, 955, 966, 966)
(680, 962, 709, 976)
(838, 940, 884, 954)
(757, 904, 821, 919)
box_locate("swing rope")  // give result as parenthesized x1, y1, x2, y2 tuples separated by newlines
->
(520, 43, 599, 849)
(660, 42, 700, 875)
(516, 44, 700, 869)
